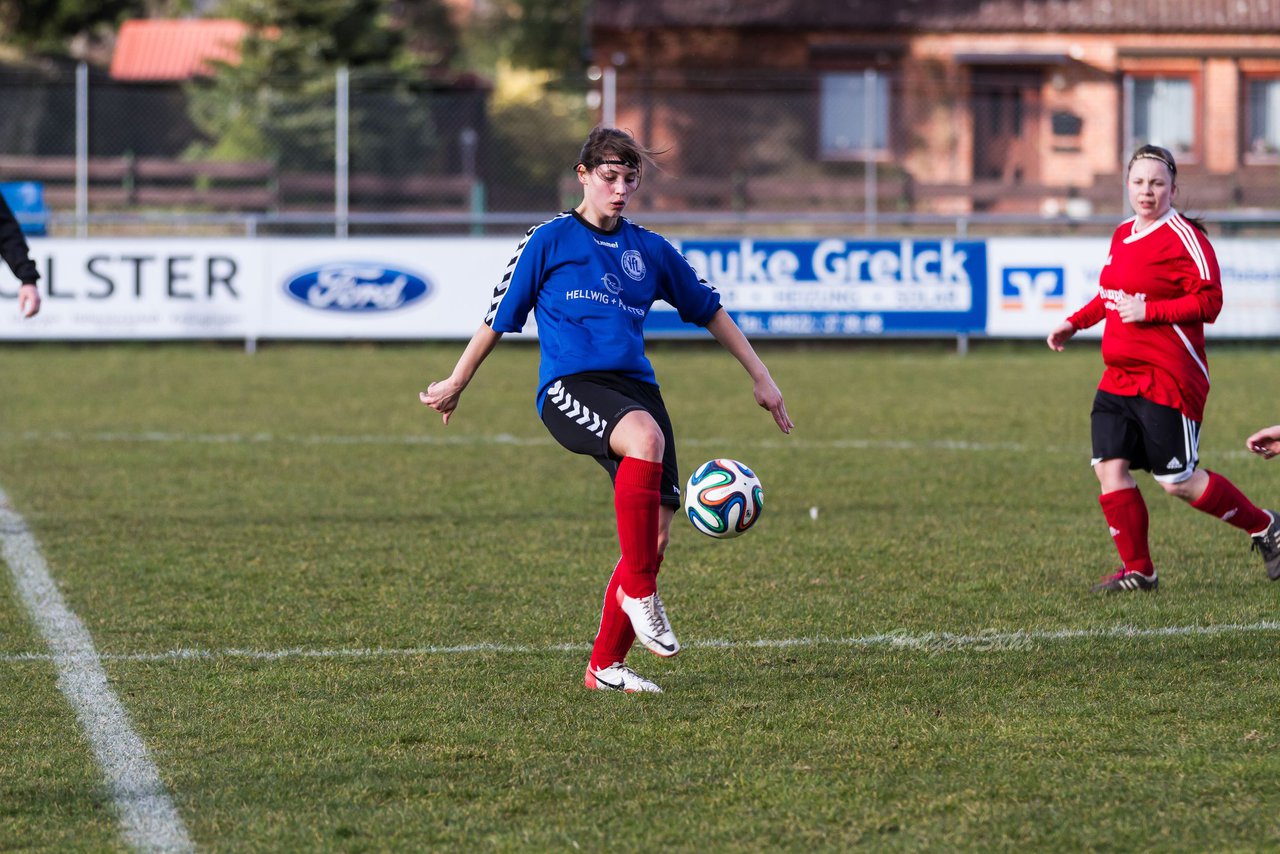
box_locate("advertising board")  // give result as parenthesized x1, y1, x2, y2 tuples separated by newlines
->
(4, 234, 1280, 342)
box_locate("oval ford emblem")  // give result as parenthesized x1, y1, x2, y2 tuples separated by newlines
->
(284, 262, 431, 312)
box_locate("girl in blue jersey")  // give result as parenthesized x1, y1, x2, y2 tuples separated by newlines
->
(421, 127, 793, 693)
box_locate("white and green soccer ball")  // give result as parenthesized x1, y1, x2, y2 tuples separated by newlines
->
(684, 459, 764, 539)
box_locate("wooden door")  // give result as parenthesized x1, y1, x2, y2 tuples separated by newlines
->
(971, 68, 1042, 184)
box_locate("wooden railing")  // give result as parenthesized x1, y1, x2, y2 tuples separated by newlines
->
(562, 168, 1280, 216)
(4, 154, 1275, 217)
(0, 155, 480, 213)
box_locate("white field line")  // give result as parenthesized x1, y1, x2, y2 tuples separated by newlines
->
(0, 487, 194, 854)
(1, 429, 1259, 459)
(3, 620, 1279, 665)
(7, 429, 1065, 454)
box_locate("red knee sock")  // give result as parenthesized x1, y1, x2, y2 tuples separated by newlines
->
(613, 456, 663, 598)
(1099, 487, 1155, 575)
(590, 559, 631, 669)
(590, 554, 664, 670)
(1190, 470, 1271, 534)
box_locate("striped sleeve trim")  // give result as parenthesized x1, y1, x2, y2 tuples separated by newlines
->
(1168, 212, 1210, 280)
(484, 214, 568, 326)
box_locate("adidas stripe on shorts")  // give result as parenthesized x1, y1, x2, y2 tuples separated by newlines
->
(540, 371, 681, 506)
(1090, 389, 1200, 484)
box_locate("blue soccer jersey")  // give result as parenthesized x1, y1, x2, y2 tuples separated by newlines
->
(485, 210, 722, 412)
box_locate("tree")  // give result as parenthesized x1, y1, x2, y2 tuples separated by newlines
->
(455, 0, 596, 209)
(0, 0, 147, 53)
(473, 0, 592, 77)
(185, 0, 456, 174)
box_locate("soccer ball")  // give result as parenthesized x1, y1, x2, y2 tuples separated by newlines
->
(684, 459, 764, 539)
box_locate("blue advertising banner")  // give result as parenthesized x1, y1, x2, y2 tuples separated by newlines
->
(646, 238, 989, 336)
(0, 181, 48, 236)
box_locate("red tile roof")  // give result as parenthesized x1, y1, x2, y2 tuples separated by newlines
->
(596, 0, 1280, 32)
(109, 19, 250, 81)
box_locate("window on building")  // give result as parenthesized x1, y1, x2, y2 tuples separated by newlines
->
(1246, 78, 1280, 157)
(820, 71, 890, 159)
(1129, 76, 1195, 158)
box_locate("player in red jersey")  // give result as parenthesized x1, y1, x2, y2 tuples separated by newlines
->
(1047, 144, 1280, 591)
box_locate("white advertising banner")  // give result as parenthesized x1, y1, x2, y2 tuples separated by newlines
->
(0, 237, 529, 341)
(1209, 240, 1280, 337)
(258, 238, 523, 339)
(985, 236, 1280, 339)
(0, 238, 258, 339)
(984, 237, 1108, 339)
(3, 234, 1280, 341)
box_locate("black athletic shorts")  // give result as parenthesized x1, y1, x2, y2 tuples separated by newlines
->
(1090, 389, 1201, 484)
(540, 371, 681, 506)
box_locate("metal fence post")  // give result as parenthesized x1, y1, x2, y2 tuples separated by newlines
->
(603, 66, 617, 128)
(335, 66, 349, 238)
(864, 68, 878, 236)
(75, 62, 88, 238)
(461, 127, 484, 235)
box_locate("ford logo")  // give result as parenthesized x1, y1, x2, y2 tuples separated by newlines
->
(283, 262, 431, 312)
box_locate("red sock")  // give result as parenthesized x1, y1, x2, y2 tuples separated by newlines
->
(1190, 470, 1271, 534)
(590, 559, 632, 669)
(613, 457, 663, 598)
(589, 553, 665, 670)
(1099, 487, 1154, 575)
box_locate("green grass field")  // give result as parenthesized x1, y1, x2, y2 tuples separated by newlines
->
(3, 339, 1280, 852)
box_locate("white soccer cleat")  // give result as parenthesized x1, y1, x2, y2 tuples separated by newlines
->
(616, 588, 680, 657)
(584, 662, 662, 693)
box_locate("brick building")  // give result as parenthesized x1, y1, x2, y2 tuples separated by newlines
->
(590, 0, 1280, 215)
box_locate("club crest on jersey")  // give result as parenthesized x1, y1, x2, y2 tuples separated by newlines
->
(621, 249, 646, 281)
(601, 272, 623, 295)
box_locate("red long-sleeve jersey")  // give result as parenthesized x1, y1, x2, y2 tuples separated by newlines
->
(1067, 209, 1222, 421)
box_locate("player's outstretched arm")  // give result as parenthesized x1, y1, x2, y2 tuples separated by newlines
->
(704, 308, 793, 434)
(1246, 425, 1280, 460)
(1046, 320, 1076, 351)
(420, 324, 502, 425)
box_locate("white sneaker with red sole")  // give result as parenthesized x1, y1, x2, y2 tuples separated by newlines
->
(584, 662, 662, 693)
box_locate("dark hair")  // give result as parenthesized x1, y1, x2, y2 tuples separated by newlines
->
(1125, 143, 1207, 233)
(1126, 143, 1178, 181)
(576, 127, 664, 180)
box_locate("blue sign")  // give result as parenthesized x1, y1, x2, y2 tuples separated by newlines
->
(0, 181, 48, 237)
(283, 262, 431, 312)
(1001, 266, 1065, 311)
(648, 238, 988, 336)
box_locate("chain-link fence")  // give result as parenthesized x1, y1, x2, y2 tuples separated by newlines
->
(3, 63, 1279, 237)
(611, 68, 1280, 232)
(0, 63, 569, 236)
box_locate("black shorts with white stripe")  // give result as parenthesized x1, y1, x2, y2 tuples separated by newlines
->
(1090, 389, 1201, 483)
(540, 371, 681, 506)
